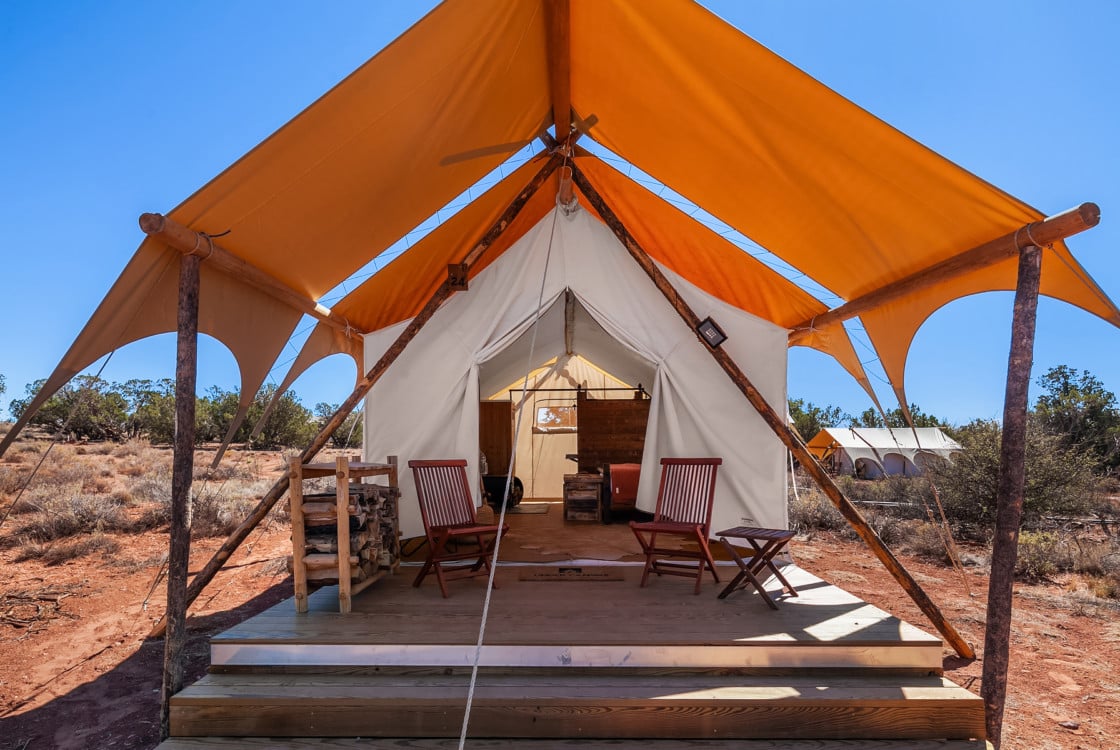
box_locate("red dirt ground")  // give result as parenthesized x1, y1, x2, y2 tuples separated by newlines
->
(1, 461, 1117, 749)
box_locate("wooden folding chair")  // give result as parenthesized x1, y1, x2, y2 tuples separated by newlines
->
(409, 459, 509, 598)
(630, 457, 722, 594)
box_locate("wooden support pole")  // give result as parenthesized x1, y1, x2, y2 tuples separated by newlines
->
(788, 203, 1100, 344)
(147, 153, 562, 637)
(570, 162, 976, 660)
(160, 251, 199, 739)
(139, 213, 362, 340)
(543, 0, 572, 141)
(982, 244, 1043, 748)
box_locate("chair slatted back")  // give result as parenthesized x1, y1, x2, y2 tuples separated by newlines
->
(409, 459, 476, 531)
(653, 457, 722, 531)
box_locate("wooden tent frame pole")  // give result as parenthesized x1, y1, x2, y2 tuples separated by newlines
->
(160, 251, 200, 738)
(982, 244, 1043, 748)
(148, 153, 562, 638)
(788, 203, 1099, 344)
(569, 162, 975, 659)
(543, 0, 572, 140)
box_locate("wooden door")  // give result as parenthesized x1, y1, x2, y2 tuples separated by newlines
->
(479, 400, 514, 472)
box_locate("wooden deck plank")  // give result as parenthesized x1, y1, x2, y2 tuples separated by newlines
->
(213, 566, 938, 647)
(157, 738, 992, 749)
(170, 672, 984, 740)
(208, 565, 943, 672)
(179, 672, 975, 698)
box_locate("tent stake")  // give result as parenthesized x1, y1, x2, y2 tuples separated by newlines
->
(982, 244, 1042, 748)
(570, 161, 975, 660)
(147, 152, 562, 638)
(160, 251, 199, 739)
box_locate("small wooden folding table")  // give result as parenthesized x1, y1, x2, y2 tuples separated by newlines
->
(715, 526, 798, 609)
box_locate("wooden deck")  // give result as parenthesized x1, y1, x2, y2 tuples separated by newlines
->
(165, 507, 984, 745)
(209, 563, 944, 671)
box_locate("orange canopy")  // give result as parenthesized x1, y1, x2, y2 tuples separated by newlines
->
(4, 0, 1116, 454)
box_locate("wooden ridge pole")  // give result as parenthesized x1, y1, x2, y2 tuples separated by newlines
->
(570, 162, 975, 659)
(788, 203, 1100, 344)
(139, 213, 362, 340)
(160, 251, 200, 738)
(148, 153, 561, 638)
(982, 244, 1043, 748)
(543, 0, 572, 141)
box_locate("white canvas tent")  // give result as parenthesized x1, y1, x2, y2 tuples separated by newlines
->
(806, 427, 963, 478)
(361, 205, 788, 539)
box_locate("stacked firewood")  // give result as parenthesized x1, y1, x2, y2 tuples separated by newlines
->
(300, 483, 400, 584)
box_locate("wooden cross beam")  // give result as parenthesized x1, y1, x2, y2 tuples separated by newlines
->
(569, 160, 975, 660)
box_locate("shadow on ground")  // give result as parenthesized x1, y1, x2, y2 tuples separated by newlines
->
(1, 582, 290, 750)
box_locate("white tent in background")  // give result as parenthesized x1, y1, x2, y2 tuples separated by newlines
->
(361, 206, 788, 539)
(806, 427, 963, 479)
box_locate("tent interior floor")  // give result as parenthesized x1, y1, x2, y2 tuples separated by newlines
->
(161, 499, 986, 747)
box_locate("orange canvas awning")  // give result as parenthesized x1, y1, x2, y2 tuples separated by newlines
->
(5, 0, 1117, 456)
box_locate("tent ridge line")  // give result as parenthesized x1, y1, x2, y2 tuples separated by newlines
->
(569, 161, 975, 660)
(543, 0, 572, 141)
(138, 212, 364, 340)
(148, 152, 564, 638)
(788, 202, 1101, 343)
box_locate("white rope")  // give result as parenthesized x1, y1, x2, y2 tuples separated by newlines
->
(788, 449, 800, 504)
(457, 198, 567, 750)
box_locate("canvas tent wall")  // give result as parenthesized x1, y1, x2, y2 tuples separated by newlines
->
(806, 427, 963, 478)
(361, 205, 788, 539)
(487, 353, 642, 498)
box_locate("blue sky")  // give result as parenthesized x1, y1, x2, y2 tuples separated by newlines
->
(1, 1, 1117, 425)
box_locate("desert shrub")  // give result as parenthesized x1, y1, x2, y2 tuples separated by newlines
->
(1084, 574, 1120, 599)
(1015, 530, 1067, 580)
(856, 507, 908, 545)
(128, 468, 172, 506)
(192, 478, 274, 537)
(112, 438, 152, 458)
(25, 449, 95, 489)
(901, 521, 957, 564)
(17, 533, 121, 565)
(15, 493, 130, 541)
(927, 419, 1097, 530)
(788, 484, 846, 533)
(835, 475, 931, 521)
(195, 461, 256, 483)
(0, 464, 33, 496)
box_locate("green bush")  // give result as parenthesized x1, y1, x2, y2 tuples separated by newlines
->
(926, 418, 1097, 530)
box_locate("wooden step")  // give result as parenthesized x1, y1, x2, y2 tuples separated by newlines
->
(170, 672, 985, 740)
(158, 738, 992, 749)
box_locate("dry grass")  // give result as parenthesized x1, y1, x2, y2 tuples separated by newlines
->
(13, 492, 131, 541)
(900, 521, 958, 564)
(16, 532, 121, 565)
